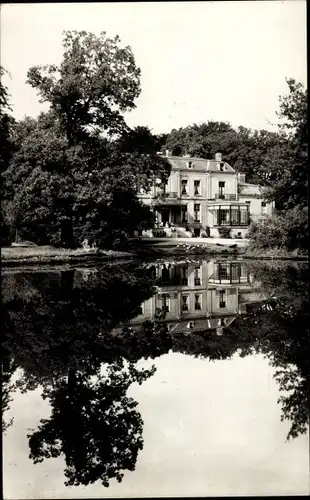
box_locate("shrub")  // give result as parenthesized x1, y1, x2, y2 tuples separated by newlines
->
(218, 227, 231, 238)
(247, 207, 308, 251)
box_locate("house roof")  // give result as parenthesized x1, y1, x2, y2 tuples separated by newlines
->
(167, 156, 235, 173)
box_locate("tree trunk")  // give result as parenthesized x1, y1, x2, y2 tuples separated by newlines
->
(60, 270, 75, 297)
(61, 209, 75, 248)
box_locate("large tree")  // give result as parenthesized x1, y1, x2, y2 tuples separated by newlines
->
(247, 79, 308, 252)
(27, 30, 141, 143)
(0, 66, 16, 245)
(2, 31, 170, 248)
(261, 78, 308, 211)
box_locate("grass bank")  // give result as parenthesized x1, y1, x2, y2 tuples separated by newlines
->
(2, 242, 307, 267)
(1, 246, 135, 266)
(1, 241, 243, 266)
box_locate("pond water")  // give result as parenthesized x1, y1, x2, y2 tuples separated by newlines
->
(2, 258, 309, 498)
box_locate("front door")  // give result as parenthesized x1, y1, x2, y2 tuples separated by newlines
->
(161, 209, 170, 225)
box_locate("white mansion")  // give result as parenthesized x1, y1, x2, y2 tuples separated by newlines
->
(138, 151, 274, 238)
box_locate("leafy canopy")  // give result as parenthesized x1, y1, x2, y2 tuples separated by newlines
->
(27, 31, 141, 143)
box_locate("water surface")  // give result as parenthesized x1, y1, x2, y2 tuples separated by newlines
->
(2, 258, 309, 497)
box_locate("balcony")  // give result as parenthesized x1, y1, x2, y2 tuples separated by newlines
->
(153, 191, 181, 206)
(214, 193, 237, 200)
(165, 191, 178, 198)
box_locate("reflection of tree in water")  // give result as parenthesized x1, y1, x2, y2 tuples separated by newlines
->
(1, 260, 308, 486)
(236, 262, 309, 440)
(2, 265, 160, 390)
(1, 355, 17, 433)
(1, 264, 165, 486)
(28, 360, 155, 487)
(170, 262, 309, 440)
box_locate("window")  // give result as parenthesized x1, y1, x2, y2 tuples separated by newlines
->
(217, 206, 250, 226)
(231, 208, 239, 225)
(219, 290, 226, 308)
(182, 295, 189, 311)
(187, 161, 193, 168)
(181, 205, 188, 222)
(159, 294, 170, 313)
(218, 181, 225, 199)
(220, 162, 224, 172)
(217, 263, 229, 281)
(194, 266, 201, 285)
(194, 180, 201, 196)
(246, 201, 251, 205)
(181, 179, 188, 195)
(217, 208, 230, 225)
(261, 201, 267, 214)
(194, 204, 200, 222)
(195, 294, 202, 310)
(231, 263, 241, 281)
(240, 207, 248, 225)
(181, 267, 188, 286)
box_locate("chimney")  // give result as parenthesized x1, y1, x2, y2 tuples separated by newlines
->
(165, 149, 171, 157)
(215, 152, 222, 162)
(237, 172, 246, 183)
(216, 327, 223, 336)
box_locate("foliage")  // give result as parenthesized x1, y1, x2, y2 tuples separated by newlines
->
(260, 79, 307, 212)
(0, 66, 16, 245)
(2, 118, 169, 248)
(246, 79, 308, 252)
(217, 227, 231, 238)
(1, 32, 170, 249)
(27, 30, 141, 143)
(162, 121, 281, 184)
(247, 197, 308, 252)
(28, 360, 155, 487)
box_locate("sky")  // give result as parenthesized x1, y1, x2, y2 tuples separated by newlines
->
(0, 1, 307, 135)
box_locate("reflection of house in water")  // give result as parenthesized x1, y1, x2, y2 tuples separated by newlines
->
(114, 260, 267, 336)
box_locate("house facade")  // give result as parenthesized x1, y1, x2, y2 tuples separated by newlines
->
(138, 151, 274, 238)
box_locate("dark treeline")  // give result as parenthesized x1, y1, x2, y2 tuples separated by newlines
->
(1, 261, 309, 486)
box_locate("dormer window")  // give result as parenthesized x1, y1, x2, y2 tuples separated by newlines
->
(216, 162, 225, 171)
